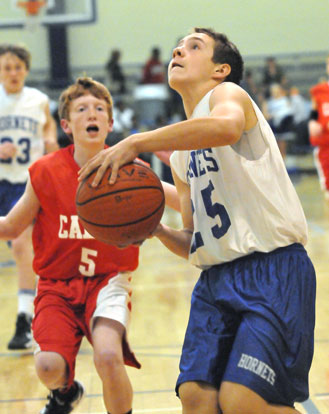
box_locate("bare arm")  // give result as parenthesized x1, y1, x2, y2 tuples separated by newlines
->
(43, 103, 59, 153)
(0, 178, 40, 239)
(79, 83, 250, 185)
(154, 169, 193, 259)
(161, 180, 180, 212)
(308, 98, 323, 137)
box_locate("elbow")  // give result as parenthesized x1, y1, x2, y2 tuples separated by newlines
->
(226, 129, 241, 145)
(216, 126, 241, 146)
(0, 220, 21, 240)
(213, 118, 243, 146)
(0, 230, 19, 241)
(3, 228, 21, 240)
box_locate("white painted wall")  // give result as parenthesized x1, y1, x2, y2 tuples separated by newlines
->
(0, 0, 327, 71)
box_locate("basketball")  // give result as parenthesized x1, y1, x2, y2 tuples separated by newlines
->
(76, 160, 165, 246)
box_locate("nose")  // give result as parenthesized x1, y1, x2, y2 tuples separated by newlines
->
(87, 107, 97, 118)
(172, 45, 183, 58)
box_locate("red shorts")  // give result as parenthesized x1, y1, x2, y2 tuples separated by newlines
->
(32, 272, 140, 387)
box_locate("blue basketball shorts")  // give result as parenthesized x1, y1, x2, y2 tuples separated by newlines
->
(176, 243, 316, 407)
(0, 180, 26, 216)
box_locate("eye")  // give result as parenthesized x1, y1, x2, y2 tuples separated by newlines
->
(192, 43, 199, 50)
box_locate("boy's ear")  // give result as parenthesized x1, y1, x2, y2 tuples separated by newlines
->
(213, 63, 231, 80)
(60, 119, 71, 134)
(108, 118, 114, 133)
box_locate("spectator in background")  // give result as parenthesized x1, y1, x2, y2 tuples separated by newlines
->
(289, 86, 311, 153)
(290, 86, 310, 126)
(141, 47, 165, 84)
(107, 100, 135, 146)
(308, 55, 329, 199)
(241, 68, 260, 105)
(105, 49, 126, 94)
(165, 38, 186, 125)
(262, 83, 294, 159)
(262, 56, 285, 98)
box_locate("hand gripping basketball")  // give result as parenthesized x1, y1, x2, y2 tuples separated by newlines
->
(76, 161, 165, 246)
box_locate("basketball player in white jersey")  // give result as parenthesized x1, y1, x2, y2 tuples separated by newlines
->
(79, 28, 316, 414)
(0, 44, 58, 350)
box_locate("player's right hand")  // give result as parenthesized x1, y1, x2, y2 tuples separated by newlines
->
(78, 135, 139, 186)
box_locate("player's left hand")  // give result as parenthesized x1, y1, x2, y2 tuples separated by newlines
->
(78, 135, 139, 186)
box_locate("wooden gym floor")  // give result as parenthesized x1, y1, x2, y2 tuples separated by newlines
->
(0, 164, 328, 413)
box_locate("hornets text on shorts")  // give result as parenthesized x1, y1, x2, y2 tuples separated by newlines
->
(237, 353, 276, 386)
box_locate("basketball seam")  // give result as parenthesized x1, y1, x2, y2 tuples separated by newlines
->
(76, 186, 164, 206)
(78, 199, 165, 228)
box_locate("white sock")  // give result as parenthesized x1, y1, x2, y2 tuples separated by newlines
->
(18, 289, 35, 317)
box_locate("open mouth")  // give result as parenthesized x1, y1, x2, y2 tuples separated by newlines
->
(86, 125, 99, 132)
(172, 62, 183, 69)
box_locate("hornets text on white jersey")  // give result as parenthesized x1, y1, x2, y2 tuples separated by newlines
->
(0, 84, 48, 183)
(170, 87, 307, 269)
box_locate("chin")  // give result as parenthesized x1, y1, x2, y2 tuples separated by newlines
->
(168, 76, 183, 92)
(7, 86, 21, 94)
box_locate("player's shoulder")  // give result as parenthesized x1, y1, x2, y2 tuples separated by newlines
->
(310, 82, 328, 95)
(210, 82, 253, 113)
(32, 146, 68, 170)
(23, 86, 49, 102)
(211, 81, 249, 102)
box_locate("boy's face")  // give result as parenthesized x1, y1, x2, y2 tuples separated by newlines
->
(0, 52, 28, 94)
(168, 32, 218, 90)
(61, 93, 113, 147)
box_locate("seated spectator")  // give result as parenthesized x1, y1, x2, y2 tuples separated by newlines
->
(285, 86, 311, 154)
(141, 47, 165, 84)
(241, 68, 260, 105)
(262, 83, 294, 158)
(290, 86, 310, 125)
(107, 100, 135, 145)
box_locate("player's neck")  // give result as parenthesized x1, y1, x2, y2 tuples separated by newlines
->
(3, 85, 24, 95)
(181, 82, 218, 118)
(73, 143, 104, 168)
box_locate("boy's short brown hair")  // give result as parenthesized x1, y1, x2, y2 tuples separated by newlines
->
(0, 44, 31, 70)
(194, 28, 244, 85)
(58, 77, 113, 121)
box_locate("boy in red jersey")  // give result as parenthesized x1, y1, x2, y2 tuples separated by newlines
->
(308, 55, 329, 199)
(0, 77, 177, 414)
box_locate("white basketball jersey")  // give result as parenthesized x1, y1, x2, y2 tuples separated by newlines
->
(170, 87, 308, 269)
(0, 85, 47, 183)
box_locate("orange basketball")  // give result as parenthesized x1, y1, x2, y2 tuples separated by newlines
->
(76, 161, 165, 246)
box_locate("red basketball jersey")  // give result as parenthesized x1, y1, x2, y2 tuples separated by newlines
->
(29, 145, 139, 280)
(310, 82, 329, 147)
